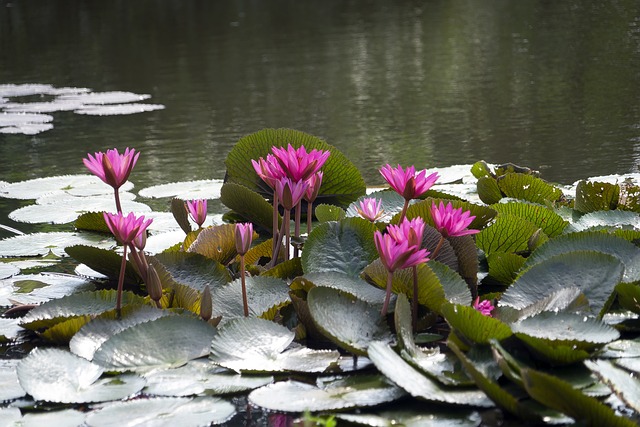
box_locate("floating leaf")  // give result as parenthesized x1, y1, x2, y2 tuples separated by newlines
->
(497, 286, 590, 324)
(143, 359, 273, 396)
(314, 203, 346, 222)
(0, 262, 20, 279)
(57, 90, 151, 104)
(17, 348, 145, 403)
(66, 245, 141, 285)
(486, 252, 526, 285)
(0, 408, 87, 427)
(616, 282, 640, 314)
(441, 303, 512, 345)
(524, 231, 640, 283)
(0, 318, 22, 342)
(0, 232, 114, 257)
(575, 181, 620, 213)
(497, 173, 563, 204)
(0, 174, 133, 200)
(138, 179, 223, 200)
(501, 251, 624, 316)
(476, 214, 543, 256)
(0, 272, 94, 307)
(477, 176, 503, 205)
(302, 217, 378, 277)
(307, 286, 392, 356)
(210, 316, 339, 373)
(512, 312, 619, 347)
(0, 359, 25, 401)
(248, 375, 405, 412)
(521, 367, 637, 427)
(74, 103, 165, 115)
(491, 202, 568, 237)
(219, 182, 277, 232)
(367, 340, 493, 407)
(567, 210, 640, 232)
(84, 396, 236, 427)
(92, 315, 217, 372)
(292, 272, 388, 306)
(152, 252, 230, 293)
(224, 128, 366, 207)
(70, 305, 174, 361)
(585, 359, 640, 412)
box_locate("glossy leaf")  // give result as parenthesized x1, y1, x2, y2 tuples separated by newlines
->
(186, 223, 237, 264)
(497, 173, 563, 204)
(491, 202, 568, 237)
(0, 232, 114, 257)
(575, 180, 620, 213)
(314, 203, 346, 222)
(66, 245, 141, 285)
(585, 359, 640, 412)
(486, 252, 526, 285)
(476, 214, 544, 256)
(441, 303, 512, 345)
(219, 182, 276, 232)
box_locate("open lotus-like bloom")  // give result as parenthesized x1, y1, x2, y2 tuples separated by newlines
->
(235, 222, 254, 256)
(251, 154, 285, 189)
(275, 177, 309, 211)
(379, 164, 439, 200)
(271, 144, 330, 182)
(430, 201, 480, 237)
(186, 199, 208, 228)
(387, 217, 425, 247)
(103, 212, 153, 245)
(84, 147, 139, 190)
(356, 197, 384, 222)
(374, 230, 430, 273)
(473, 297, 495, 317)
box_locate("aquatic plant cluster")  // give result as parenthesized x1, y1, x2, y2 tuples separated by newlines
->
(2, 128, 640, 425)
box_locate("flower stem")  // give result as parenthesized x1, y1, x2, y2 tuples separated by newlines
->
(307, 200, 313, 235)
(114, 188, 123, 214)
(116, 244, 128, 315)
(284, 209, 291, 261)
(431, 235, 445, 260)
(272, 192, 279, 260)
(294, 203, 301, 258)
(240, 255, 249, 317)
(127, 245, 147, 282)
(270, 213, 288, 268)
(398, 199, 409, 224)
(412, 265, 418, 331)
(381, 270, 394, 316)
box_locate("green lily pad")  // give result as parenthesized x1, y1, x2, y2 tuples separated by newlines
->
(491, 202, 569, 237)
(0, 359, 25, 401)
(486, 252, 526, 285)
(476, 214, 545, 256)
(307, 286, 392, 356)
(336, 403, 483, 427)
(0, 318, 22, 342)
(302, 217, 378, 277)
(574, 181, 620, 213)
(210, 275, 291, 322)
(248, 375, 405, 412)
(0, 273, 94, 306)
(496, 286, 590, 324)
(219, 182, 277, 233)
(477, 176, 504, 204)
(20, 290, 148, 331)
(65, 245, 141, 285)
(0, 175, 133, 200)
(525, 231, 640, 283)
(143, 359, 273, 396)
(521, 367, 637, 427)
(92, 315, 217, 373)
(314, 203, 346, 222)
(151, 252, 230, 293)
(186, 223, 238, 265)
(0, 232, 114, 257)
(585, 359, 640, 413)
(209, 316, 340, 373)
(497, 173, 563, 204)
(17, 347, 145, 403)
(291, 271, 388, 306)
(84, 396, 236, 427)
(224, 128, 366, 208)
(441, 303, 512, 345)
(567, 210, 640, 232)
(69, 305, 174, 360)
(0, 262, 19, 279)
(138, 179, 223, 200)
(616, 282, 640, 314)
(367, 340, 493, 407)
(0, 408, 87, 427)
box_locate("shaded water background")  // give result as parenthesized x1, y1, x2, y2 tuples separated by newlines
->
(1, 0, 640, 226)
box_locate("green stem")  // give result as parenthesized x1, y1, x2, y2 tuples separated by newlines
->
(398, 199, 409, 224)
(307, 200, 313, 235)
(284, 209, 291, 261)
(381, 270, 394, 316)
(431, 235, 445, 260)
(270, 211, 288, 267)
(412, 265, 418, 331)
(240, 255, 249, 317)
(272, 192, 279, 260)
(114, 188, 123, 214)
(294, 202, 301, 258)
(116, 244, 128, 315)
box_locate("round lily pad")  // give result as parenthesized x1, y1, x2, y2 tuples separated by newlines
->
(0, 273, 94, 307)
(138, 179, 224, 200)
(0, 359, 25, 401)
(0, 232, 114, 257)
(74, 103, 165, 116)
(0, 175, 133, 200)
(57, 91, 151, 104)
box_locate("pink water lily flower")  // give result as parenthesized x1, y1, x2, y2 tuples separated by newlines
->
(275, 177, 309, 211)
(430, 201, 480, 237)
(387, 217, 425, 247)
(251, 154, 285, 189)
(235, 222, 254, 256)
(304, 171, 323, 203)
(84, 147, 139, 190)
(186, 199, 208, 228)
(271, 144, 330, 181)
(103, 212, 153, 245)
(374, 231, 430, 274)
(356, 197, 384, 222)
(473, 297, 495, 317)
(379, 164, 439, 200)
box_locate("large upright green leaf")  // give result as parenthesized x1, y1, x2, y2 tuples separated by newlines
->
(441, 303, 512, 345)
(476, 214, 544, 256)
(186, 223, 237, 265)
(151, 252, 230, 292)
(497, 173, 563, 204)
(574, 180, 620, 213)
(501, 251, 624, 316)
(65, 245, 141, 285)
(219, 182, 277, 232)
(491, 202, 568, 237)
(224, 128, 366, 207)
(302, 217, 378, 277)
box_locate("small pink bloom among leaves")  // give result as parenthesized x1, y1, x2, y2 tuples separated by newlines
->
(473, 297, 495, 317)
(387, 217, 425, 247)
(271, 144, 330, 181)
(275, 177, 309, 210)
(186, 199, 208, 228)
(379, 164, 439, 200)
(235, 222, 254, 256)
(356, 197, 384, 222)
(251, 154, 285, 189)
(373, 230, 430, 273)
(103, 212, 153, 245)
(304, 171, 323, 203)
(430, 201, 480, 237)
(84, 147, 139, 190)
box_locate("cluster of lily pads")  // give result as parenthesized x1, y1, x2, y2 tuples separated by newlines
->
(1, 128, 640, 426)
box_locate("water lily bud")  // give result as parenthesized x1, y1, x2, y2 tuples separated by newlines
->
(235, 222, 254, 256)
(200, 285, 212, 321)
(146, 264, 163, 303)
(528, 228, 544, 252)
(132, 230, 147, 251)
